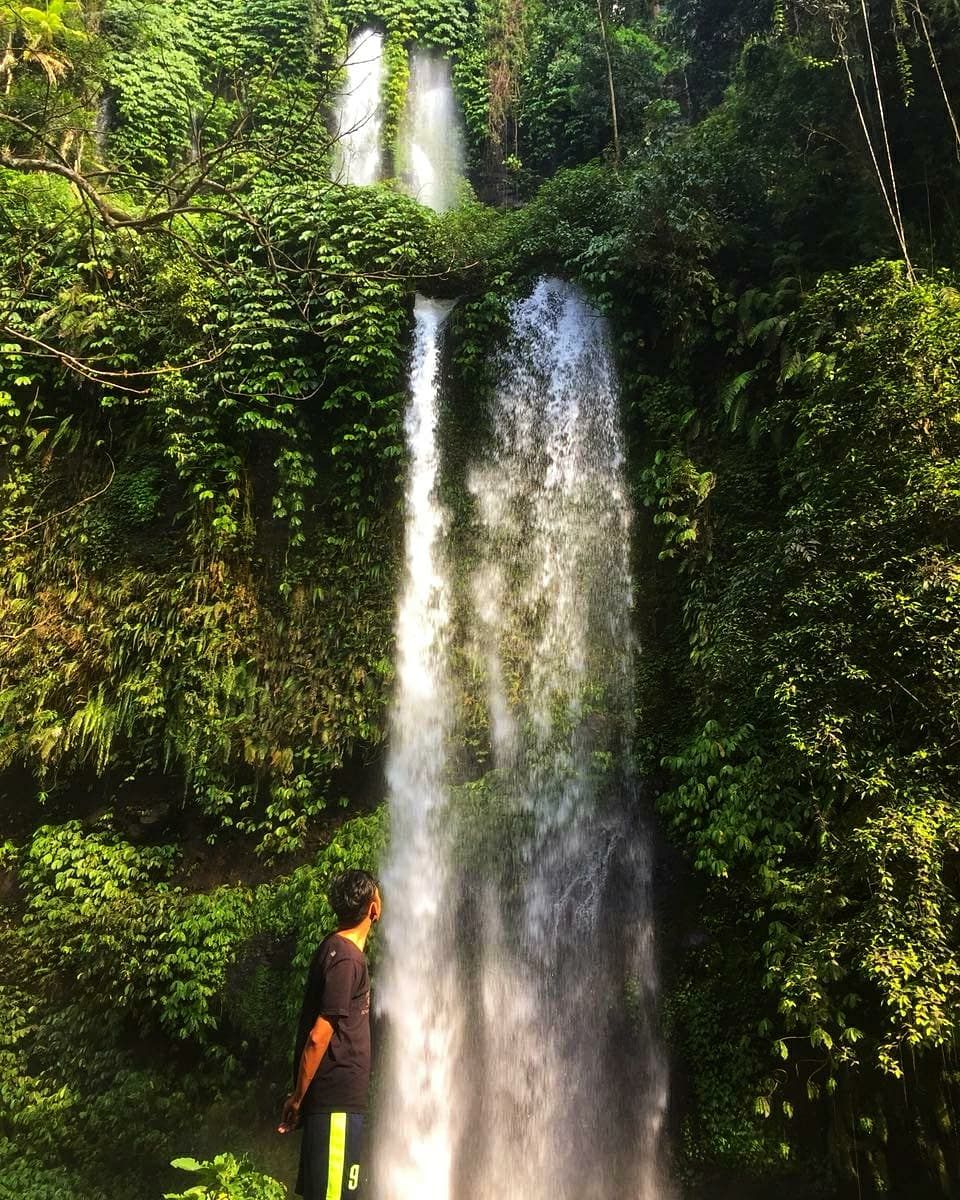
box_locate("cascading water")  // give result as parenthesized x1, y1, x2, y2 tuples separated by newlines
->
(330, 27, 385, 186)
(466, 278, 670, 1200)
(396, 50, 465, 212)
(376, 296, 462, 1200)
(93, 94, 111, 157)
(376, 279, 670, 1200)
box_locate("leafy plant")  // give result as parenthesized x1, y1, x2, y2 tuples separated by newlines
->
(164, 1154, 286, 1200)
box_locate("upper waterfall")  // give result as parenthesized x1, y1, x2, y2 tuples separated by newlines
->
(397, 50, 465, 212)
(330, 27, 385, 186)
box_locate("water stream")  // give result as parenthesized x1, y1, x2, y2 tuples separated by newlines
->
(466, 279, 670, 1200)
(377, 296, 462, 1200)
(396, 49, 465, 212)
(330, 27, 385, 186)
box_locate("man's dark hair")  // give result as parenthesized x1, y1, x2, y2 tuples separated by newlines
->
(328, 869, 379, 927)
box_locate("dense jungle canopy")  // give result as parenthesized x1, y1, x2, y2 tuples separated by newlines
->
(0, 0, 959, 1196)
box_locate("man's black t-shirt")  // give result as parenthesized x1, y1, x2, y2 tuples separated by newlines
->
(293, 932, 371, 1115)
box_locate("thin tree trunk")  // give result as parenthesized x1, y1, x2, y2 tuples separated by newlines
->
(596, 0, 620, 165)
(857, 0, 914, 279)
(915, 3, 960, 159)
(835, 23, 914, 279)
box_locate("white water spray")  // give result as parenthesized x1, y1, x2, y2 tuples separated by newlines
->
(330, 27, 385, 186)
(397, 50, 465, 212)
(376, 297, 462, 1200)
(467, 278, 671, 1200)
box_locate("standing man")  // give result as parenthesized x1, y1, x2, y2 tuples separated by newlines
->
(279, 869, 381, 1199)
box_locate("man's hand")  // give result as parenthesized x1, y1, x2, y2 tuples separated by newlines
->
(277, 1094, 301, 1134)
(279, 1013, 334, 1134)
(281, 1013, 335, 1135)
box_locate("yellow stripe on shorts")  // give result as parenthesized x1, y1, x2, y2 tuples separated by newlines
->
(326, 1113, 348, 1200)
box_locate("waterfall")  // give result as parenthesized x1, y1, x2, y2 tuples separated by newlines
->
(377, 280, 670, 1199)
(397, 50, 465, 212)
(330, 27, 385, 186)
(466, 278, 670, 1200)
(93, 94, 111, 157)
(376, 296, 462, 1200)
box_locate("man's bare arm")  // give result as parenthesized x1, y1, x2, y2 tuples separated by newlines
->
(278, 1014, 335, 1133)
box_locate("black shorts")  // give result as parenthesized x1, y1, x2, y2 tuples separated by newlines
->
(296, 1111, 366, 1200)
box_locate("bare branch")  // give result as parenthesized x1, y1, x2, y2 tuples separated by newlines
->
(0, 151, 132, 226)
(833, 22, 914, 277)
(913, 1, 960, 161)
(0, 326, 235, 389)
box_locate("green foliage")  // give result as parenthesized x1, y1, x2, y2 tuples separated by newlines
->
(517, 0, 679, 175)
(382, 29, 412, 155)
(331, 0, 470, 47)
(0, 1142, 105, 1200)
(0, 550, 393, 848)
(506, 162, 623, 286)
(0, 0, 88, 86)
(430, 196, 508, 291)
(102, 0, 338, 175)
(263, 808, 386, 975)
(165, 1153, 286, 1200)
(660, 722, 808, 881)
(103, 0, 205, 171)
(648, 262, 960, 1184)
(639, 449, 715, 565)
(16, 821, 250, 1038)
(665, 939, 801, 1181)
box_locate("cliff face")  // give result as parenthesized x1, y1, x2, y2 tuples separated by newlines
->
(1, 1, 959, 1197)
